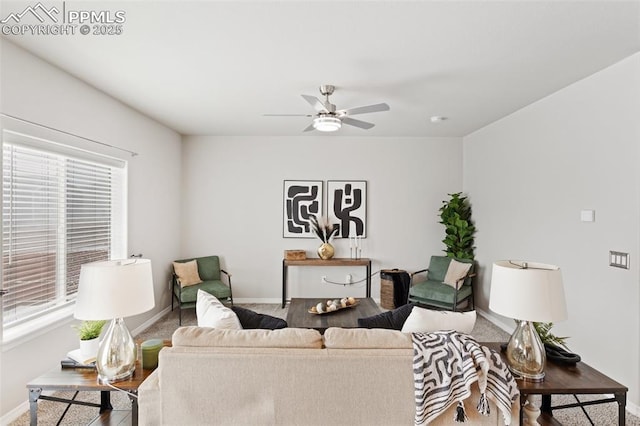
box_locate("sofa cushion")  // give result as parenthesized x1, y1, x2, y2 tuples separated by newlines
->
(324, 327, 412, 349)
(357, 303, 415, 330)
(409, 280, 472, 306)
(401, 307, 476, 334)
(179, 280, 231, 303)
(172, 326, 323, 349)
(196, 290, 242, 329)
(173, 260, 202, 287)
(231, 306, 287, 330)
(426, 256, 451, 282)
(443, 259, 472, 288)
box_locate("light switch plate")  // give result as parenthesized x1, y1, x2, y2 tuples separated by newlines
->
(609, 251, 629, 269)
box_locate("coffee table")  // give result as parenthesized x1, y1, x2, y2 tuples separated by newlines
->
(286, 297, 382, 333)
(483, 342, 627, 426)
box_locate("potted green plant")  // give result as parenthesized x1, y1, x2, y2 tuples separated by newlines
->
(439, 192, 475, 259)
(73, 320, 106, 358)
(533, 322, 569, 348)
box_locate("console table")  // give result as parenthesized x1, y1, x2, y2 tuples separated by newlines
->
(281, 258, 372, 308)
(483, 342, 628, 425)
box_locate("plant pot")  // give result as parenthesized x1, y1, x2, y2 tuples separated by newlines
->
(79, 337, 100, 359)
(317, 242, 335, 260)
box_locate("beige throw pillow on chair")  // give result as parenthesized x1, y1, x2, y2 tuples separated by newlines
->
(443, 259, 472, 289)
(173, 260, 202, 287)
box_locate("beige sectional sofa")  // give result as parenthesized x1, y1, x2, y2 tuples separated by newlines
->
(138, 327, 519, 425)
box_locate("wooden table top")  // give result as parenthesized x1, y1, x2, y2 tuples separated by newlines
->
(27, 361, 153, 392)
(286, 297, 381, 333)
(482, 342, 627, 394)
(283, 258, 371, 266)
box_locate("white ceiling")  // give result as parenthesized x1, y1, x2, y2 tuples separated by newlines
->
(2, 1, 640, 137)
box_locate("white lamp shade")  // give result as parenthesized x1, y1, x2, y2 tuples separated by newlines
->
(489, 260, 567, 322)
(75, 259, 155, 320)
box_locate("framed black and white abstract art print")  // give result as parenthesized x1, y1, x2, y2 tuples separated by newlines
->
(327, 180, 367, 238)
(283, 180, 323, 238)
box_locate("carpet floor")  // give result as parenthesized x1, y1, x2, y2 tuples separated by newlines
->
(9, 304, 639, 425)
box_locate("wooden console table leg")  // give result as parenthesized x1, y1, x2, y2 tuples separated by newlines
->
(366, 261, 371, 297)
(282, 260, 287, 308)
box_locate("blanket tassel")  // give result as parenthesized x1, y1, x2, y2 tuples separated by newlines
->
(477, 392, 490, 416)
(454, 401, 468, 423)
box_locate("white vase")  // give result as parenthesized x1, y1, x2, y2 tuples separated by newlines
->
(79, 337, 100, 359)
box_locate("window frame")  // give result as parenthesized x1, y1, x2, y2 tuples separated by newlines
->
(1, 117, 128, 345)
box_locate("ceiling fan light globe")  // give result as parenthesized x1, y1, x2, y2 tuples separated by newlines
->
(313, 116, 341, 132)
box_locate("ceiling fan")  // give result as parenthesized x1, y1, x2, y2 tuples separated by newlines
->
(264, 85, 390, 132)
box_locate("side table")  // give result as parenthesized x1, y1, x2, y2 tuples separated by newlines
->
(483, 342, 628, 425)
(27, 361, 153, 426)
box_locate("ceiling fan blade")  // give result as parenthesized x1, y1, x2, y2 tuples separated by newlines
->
(301, 94, 329, 113)
(342, 103, 390, 116)
(341, 117, 375, 130)
(263, 113, 313, 117)
(302, 123, 316, 132)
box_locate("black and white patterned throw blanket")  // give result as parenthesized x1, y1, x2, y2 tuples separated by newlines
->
(412, 331, 519, 425)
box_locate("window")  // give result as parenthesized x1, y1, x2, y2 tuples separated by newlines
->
(2, 129, 126, 332)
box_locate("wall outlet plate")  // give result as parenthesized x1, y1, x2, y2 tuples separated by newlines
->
(580, 210, 595, 222)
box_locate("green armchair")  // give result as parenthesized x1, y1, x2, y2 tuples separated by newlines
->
(171, 255, 233, 324)
(407, 255, 475, 311)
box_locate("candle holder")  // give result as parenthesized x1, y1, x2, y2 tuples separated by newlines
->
(350, 235, 362, 259)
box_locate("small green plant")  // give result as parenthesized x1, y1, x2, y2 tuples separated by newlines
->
(439, 192, 475, 260)
(72, 320, 107, 341)
(534, 322, 569, 348)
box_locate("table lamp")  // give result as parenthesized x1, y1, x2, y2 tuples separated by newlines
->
(75, 259, 155, 383)
(489, 260, 567, 381)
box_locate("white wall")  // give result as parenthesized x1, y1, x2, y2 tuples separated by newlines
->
(181, 136, 462, 302)
(0, 41, 182, 419)
(464, 53, 640, 407)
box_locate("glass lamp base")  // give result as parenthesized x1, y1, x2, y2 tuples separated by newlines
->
(98, 370, 134, 384)
(506, 365, 545, 382)
(505, 319, 546, 382)
(96, 317, 136, 383)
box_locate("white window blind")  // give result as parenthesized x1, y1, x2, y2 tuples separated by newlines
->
(2, 136, 126, 329)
